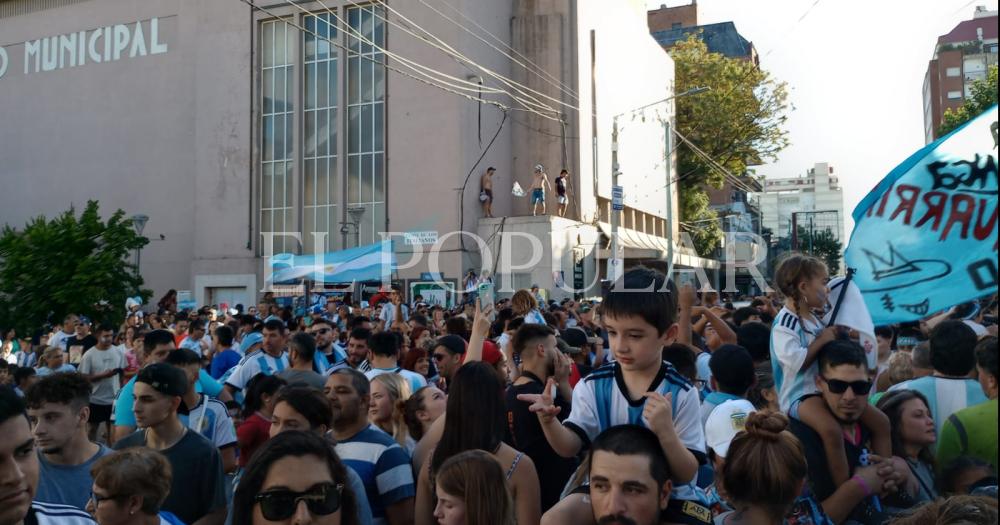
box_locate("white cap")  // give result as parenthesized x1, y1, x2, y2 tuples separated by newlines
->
(963, 320, 988, 337)
(705, 399, 756, 458)
(534, 164, 544, 172)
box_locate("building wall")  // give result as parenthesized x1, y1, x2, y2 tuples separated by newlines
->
(646, 2, 698, 33)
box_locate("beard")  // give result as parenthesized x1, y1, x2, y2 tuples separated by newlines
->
(597, 515, 638, 525)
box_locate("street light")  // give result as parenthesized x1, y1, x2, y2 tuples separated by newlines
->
(341, 207, 366, 248)
(609, 86, 709, 281)
(131, 214, 149, 288)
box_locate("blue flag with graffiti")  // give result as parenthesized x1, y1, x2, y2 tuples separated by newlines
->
(845, 104, 998, 325)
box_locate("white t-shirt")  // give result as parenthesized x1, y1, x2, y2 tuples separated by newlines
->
(769, 307, 823, 411)
(78, 346, 126, 405)
(224, 350, 290, 391)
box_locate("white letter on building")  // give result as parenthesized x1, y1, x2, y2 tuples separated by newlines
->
(41, 37, 58, 72)
(88, 29, 103, 64)
(129, 20, 147, 58)
(0, 46, 8, 79)
(150, 18, 168, 55)
(103, 26, 112, 62)
(112, 24, 130, 61)
(78, 31, 86, 66)
(59, 33, 77, 68)
(24, 39, 41, 74)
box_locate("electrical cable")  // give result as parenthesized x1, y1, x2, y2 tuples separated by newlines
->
(459, 110, 509, 253)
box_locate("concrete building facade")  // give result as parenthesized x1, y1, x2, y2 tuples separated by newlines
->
(1, 0, 707, 307)
(922, 6, 998, 143)
(757, 162, 845, 268)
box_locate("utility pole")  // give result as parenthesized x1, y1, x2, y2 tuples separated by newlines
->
(664, 118, 674, 278)
(610, 118, 622, 282)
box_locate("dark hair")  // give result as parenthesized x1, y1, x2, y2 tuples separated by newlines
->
(747, 363, 776, 410)
(289, 332, 317, 363)
(939, 456, 996, 495)
(874, 325, 895, 340)
(348, 327, 372, 344)
(888, 495, 998, 525)
(330, 368, 370, 398)
(733, 307, 761, 326)
(143, 329, 176, 354)
(710, 345, 755, 396)
(242, 375, 287, 420)
(974, 336, 997, 379)
(188, 319, 206, 332)
(233, 431, 358, 525)
(930, 321, 978, 376)
(511, 323, 554, 356)
(165, 348, 201, 367)
(96, 323, 116, 334)
(602, 267, 677, 335)
(0, 385, 28, 426)
(818, 339, 868, 374)
(737, 321, 771, 362)
(409, 314, 429, 328)
(263, 318, 286, 333)
(402, 386, 432, 440)
(13, 367, 36, 386)
(369, 331, 401, 359)
(274, 386, 332, 430)
(445, 317, 469, 338)
(348, 316, 370, 330)
(661, 344, 696, 383)
(722, 412, 808, 521)
(311, 317, 335, 330)
(214, 325, 235, 347)
(590, 425, 671, 487)
(401, 347, 428, 373)
(25, 372, 91, 411)
(437, 450, 515, 525)
(431, 362, 506, 476)
(876, 390, 935, 467)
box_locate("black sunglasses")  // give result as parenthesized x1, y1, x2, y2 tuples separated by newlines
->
(820, 376, 873, 396)
(432, 353, 448, 361)
(255, 483, 343, 521)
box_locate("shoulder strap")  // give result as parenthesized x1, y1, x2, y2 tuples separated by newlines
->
(947, 413, 969, 451)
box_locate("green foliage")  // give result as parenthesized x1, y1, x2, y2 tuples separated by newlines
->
(775, 226, 843, 275)
(939, 65, 998, 137)
(670, 35, 791, 256)
(0, 201, 151, 333)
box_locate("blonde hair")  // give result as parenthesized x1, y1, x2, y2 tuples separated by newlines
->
(774, 253, 827, 317)
(510, 290, 538, 316)
(371, 373, 412, 448)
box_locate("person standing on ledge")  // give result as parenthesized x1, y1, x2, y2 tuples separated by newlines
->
(530, 164, 551, 217)
(480, 167, 496, 218)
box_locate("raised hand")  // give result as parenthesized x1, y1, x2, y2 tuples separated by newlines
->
(517, 378, 562, 423)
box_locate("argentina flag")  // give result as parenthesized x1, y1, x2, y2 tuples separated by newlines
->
(267, 240, 396, 286)
(845, 105, 998, 325)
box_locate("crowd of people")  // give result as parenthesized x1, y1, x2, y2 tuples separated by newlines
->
(0, 252, 997, 525)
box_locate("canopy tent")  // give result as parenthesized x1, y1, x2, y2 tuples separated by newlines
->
(266, 240, 396, 285)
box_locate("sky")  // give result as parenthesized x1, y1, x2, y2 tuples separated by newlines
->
(646, 0, 999, 235)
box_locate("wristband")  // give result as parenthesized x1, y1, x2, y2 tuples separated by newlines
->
(851, 475, 874, 497)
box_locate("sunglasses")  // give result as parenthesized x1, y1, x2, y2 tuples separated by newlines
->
(432, 353, 448, 362)
(820, 376, 873, 396)
(90, 492, 121, 508)
(255, 483, 343, 521)
(312, 328, 332, 335)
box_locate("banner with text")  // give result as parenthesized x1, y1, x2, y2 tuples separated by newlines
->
(845, 105, 998, 325)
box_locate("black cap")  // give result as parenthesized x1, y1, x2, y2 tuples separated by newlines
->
(136, 363, 189, 397)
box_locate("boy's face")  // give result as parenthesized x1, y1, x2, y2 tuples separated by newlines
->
(604, 314, 677, 372)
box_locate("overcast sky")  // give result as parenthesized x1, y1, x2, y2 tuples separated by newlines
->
(646, 0, 999, 235)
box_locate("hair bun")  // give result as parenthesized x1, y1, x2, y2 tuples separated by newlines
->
(743, 411, 789, 441)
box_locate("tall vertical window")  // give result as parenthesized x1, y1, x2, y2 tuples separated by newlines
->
(261, 20, 295, 254)
(303, 13, 339, 254)
(346, 5, 385, 246)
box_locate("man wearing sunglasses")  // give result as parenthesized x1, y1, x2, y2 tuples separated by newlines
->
(789, 339, 912, 524)
(310, 318, 346, 367)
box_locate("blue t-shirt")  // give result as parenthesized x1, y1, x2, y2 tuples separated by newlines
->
(35, 445, 112, 510)
(114, 369, 223, 428)
(210, 349, 242, 379)
(335, 425, 415, 525)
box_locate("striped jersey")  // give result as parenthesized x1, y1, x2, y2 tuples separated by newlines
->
(26, 501, 95, 525)
(888, 376, 988, 436)
(180, 394, 238, 449)
(563, 360, 705, 500)
(224, 350, 290, 391)
(770, 307, 824, 411)
(335, 424, 415, 525)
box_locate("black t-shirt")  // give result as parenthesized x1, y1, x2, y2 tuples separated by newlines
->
(66, 335, 97, 360)
(114, 429, 227, 524)
(789, 418, 891, 525)
(503, 375, 578, 512)
(556, 176, 567, 196)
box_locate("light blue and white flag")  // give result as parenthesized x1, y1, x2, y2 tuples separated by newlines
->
(845, 105, 998, 325)
(267, 240, 396, 285)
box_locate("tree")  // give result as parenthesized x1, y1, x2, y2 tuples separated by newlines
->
(0, 201, 151, 333)
(939, 65, 998, 137)
(670, 36, 791, 255)
(774, 226, 843, 275)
